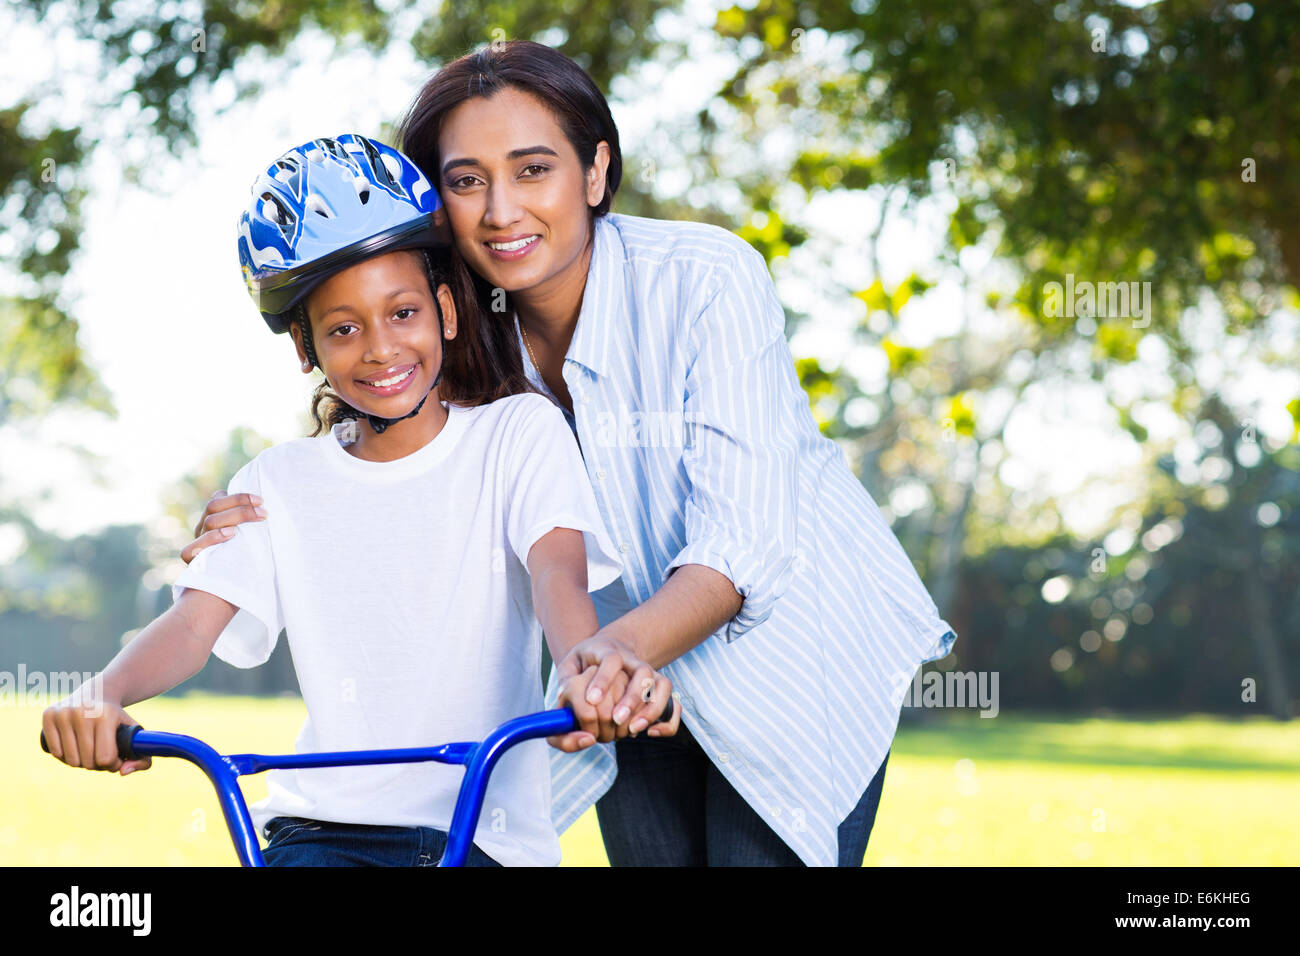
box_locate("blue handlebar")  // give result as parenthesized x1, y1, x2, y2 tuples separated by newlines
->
(122, 708, 581, 866)
(42, 695, 677, 866)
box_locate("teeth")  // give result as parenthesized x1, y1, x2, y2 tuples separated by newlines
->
(365, 368, 413, 388)
(488, 235, 538, 251)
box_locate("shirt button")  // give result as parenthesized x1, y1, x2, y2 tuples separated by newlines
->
(596, 468, 607, 480)
(618, 542, 629, 554)
(718, 753, 730, 764)
(771, 807, 782, 818)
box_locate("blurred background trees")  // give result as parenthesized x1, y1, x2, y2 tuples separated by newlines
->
(3, 0, 1295, 717)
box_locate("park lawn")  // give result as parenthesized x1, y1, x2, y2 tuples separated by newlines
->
(868, 711, 1300, 866)
(7, 695, 1297, 866)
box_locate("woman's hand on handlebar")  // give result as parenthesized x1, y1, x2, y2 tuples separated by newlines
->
(550, 634, 681, 749)
(548, 665, 624, 753)
(41, 693, 151, 776)
(181, 490, 265, 564)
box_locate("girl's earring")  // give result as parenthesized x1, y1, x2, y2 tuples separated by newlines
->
(302, 360, 312, 371)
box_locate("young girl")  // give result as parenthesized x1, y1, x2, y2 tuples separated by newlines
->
(41, 133, 677, 867)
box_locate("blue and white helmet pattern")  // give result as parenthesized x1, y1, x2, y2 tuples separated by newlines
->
(237, 133, 446, 332)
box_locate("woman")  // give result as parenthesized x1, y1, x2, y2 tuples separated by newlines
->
(189, 40, 957, 866)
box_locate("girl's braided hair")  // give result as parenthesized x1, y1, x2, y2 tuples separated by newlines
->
(297, 245, 539, 437)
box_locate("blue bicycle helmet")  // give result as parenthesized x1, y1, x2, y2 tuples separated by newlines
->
(237, 133, 449, 333)
(237, 134, 451, 434)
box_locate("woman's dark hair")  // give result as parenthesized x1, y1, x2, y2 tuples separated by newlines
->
(297, 245, 537, 437)
(396, 39, 623, 217)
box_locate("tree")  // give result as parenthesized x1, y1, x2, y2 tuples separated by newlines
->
(2, 0, 396, 422)
(691, 0, 1298, 706)
(9, 0, 1297, 716)
(711, 0, 1298, 322)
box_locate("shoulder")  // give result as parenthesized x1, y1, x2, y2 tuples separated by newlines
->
(220, 435, 317, 492)
(602, 213, 763, 278)
(458, 391, 560, 421)
(260, 433, 328, 465)
(455, 392, 567, 438)
(458, 395, 575, 475)
(249, 433, 334, 472)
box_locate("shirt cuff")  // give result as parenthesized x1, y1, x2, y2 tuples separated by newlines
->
(516, 515, 623, 593)
(170, 577, 279, 670)
(664, 541, 767, 643)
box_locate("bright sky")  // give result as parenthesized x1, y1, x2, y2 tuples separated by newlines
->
(2, 2, 1296, 551)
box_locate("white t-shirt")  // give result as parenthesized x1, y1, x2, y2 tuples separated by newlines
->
(172, 393, 622, 866)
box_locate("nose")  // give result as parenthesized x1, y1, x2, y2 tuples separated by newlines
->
(483, 176, 523, 229)
(362, 322, 401, 365)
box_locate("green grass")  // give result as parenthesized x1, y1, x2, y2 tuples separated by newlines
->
(868, 711, 1299, 865)
(7, 695, 1297, 865)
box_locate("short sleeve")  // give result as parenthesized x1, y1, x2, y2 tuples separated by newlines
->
(663, 241, 800, 642)
(505, 397, 623, 592)
(171, 460, 284, 669)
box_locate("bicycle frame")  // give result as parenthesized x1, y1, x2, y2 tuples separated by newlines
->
(110, 707, 580, 867)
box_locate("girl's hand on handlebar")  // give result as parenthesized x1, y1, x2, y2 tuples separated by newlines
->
(181, 490, 265, 564)
(41, 695, 151, 775)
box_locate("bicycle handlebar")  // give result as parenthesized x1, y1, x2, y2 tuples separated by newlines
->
(38, 695, 677, 866)
(39, 697, 676, 761)
(40, 722, 142, 760)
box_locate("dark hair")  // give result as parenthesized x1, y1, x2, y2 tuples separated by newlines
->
(297, 245, 537, 437)
(395, 40, 623, 218)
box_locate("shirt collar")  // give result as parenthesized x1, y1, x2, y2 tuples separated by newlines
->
(562, 214, 626, 378)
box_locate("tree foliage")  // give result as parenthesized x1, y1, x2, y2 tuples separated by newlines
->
(711, 0, 1298, 334)
(3, 0, 395, 421)
(4, 0, 1297, 715)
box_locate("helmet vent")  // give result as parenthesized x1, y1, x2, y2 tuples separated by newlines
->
(258, 191, 297, 241)
(306, 194, 333, 218)
(260, 193, 285, 223)
(352, 175, 371, 205)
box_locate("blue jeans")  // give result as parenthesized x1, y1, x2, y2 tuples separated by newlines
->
(595, 722, 890, 866)
(260, 816, 503, 867)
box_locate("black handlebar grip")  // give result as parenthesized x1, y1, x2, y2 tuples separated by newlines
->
(117, 723, 140, 760)
(39, 724, 141, 761)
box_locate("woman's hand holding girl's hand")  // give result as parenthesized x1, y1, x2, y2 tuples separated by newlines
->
(548, 665, 625, 752)
(550, 634, 681, 750)
(180, 490, 265, 565)
(41, 693, 152, 775)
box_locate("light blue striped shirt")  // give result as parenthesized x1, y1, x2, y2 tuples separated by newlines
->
(526, 212, 958, 866)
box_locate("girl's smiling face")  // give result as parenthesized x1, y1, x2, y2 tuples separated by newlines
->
(290, 249, 457, 433)
(436, 85, 609, 301)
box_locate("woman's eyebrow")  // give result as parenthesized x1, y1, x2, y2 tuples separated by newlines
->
(442, 145, 559, 176)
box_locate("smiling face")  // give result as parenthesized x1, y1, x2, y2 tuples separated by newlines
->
(289, 249, 457, 433)
(436, 85, 609, 306)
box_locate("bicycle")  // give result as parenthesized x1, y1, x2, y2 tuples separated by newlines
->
(40, 699, 673, 867)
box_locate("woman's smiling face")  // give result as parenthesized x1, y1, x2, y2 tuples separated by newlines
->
(436, 85, 609, 299)
(290, 249, 456, 424)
